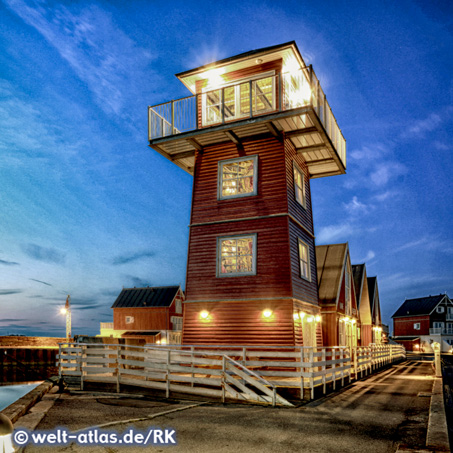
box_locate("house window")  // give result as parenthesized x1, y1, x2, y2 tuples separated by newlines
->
(217, 234, 257, 277)
(125, 316, 134, 324)
(171, 316, 183, 331)
(175, 298, 182, 314)
(293, 162, 306, 208)
(413, 322, 420, 330)
(436, 306, 445, 313)
(218, 156, 258, 199)
(433, 322, 445, 329)
(201, 72, 275, 126)
(298, 239, 310, 281)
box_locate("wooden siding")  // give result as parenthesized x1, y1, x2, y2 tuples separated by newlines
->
(186, 216, 292, 301)
(393, 315, 430, 336)
(288, 219, 318, 306)
(182, 299, 294, 345)
(320, 312, 338, 347)
(195, 59, 283, 94)
(284, 139, 315, 234)
(113, 307, 170, 331)
(361, 325, 372, 346)
(191, 137, 288, 225)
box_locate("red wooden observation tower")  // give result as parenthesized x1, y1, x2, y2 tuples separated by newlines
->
(148, 42, 346, 346)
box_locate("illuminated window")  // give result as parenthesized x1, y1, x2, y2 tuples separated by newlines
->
(293, 162, 306, 208)
(201, 72, 275, 126)
(171, 316, 183, 331)
(298, 239, 310, 281)
(125, 316, 134, 324)
(217, 234, 256, 277)
(218, 156, 258, 199)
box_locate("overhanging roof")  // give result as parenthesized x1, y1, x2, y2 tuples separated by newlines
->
(176, 41, 307, 94)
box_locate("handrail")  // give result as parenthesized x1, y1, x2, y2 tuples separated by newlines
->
(147, 67, 346, 169)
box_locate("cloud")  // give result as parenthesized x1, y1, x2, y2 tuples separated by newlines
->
(0, 258, 19, 266)
(112, 250, 156, 265)
(369, 162, 407, 187)
(346, 144, 407, 190)
(29, 278, 52, 286)
(125, 276, 152, 288)
(5, 1, 154, 118)
(403, 113, 443, 138)
(358, 250, 376, 263)
(343, 196, 368, 214)
(0, 318, 26, 322)
(22, 243, 66, 264)
(316, 223, 353, 244)
(0, 289, 23, 296)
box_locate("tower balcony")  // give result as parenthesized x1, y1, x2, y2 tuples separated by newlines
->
(148, 65, 346, 178)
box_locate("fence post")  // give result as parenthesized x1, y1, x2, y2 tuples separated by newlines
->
(222, 356, 226, 403)
(166, 350, 171, 399)
(249, 80, 253, 117)
(191, 346, 195, 387)
(80, 345, 84, 391)
(332, 349, 336, 390)
(58, 344, 62, 380)
(353, 347, 358, 381)
(171, 100, 175, 135)
(242, 347, 246, 367)
(116, 345, 120, 393)
(310, 348, 314, 400)
(340, 348, 344, 387)
(278, 73, 282, 111)
(322, 349, 326, 395)
(300, 348, 305, 400)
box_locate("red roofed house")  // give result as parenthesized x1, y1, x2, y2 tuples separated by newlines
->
(316, 243, 359, 348)
(392, 293, 453, 352)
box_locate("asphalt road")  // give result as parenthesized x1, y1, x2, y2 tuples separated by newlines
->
(20, 360, 435, 453)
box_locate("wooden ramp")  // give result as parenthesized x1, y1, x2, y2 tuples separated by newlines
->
(58, 344, 293, 407)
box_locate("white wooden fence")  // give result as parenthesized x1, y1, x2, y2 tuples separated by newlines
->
(58, 343, 405, 404)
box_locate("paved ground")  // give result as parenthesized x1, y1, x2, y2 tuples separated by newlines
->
(13, 359, 447, 452)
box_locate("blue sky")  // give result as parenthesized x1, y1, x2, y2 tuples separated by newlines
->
(0, 0, 451, 337)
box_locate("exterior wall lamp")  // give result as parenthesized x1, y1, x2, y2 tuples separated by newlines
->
(263, 309, 273, 318)
(200, 310, 210, 319)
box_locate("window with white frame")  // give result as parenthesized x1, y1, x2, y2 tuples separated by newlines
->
(218, 156, 258, 199)
(201, 72, 275, 126)
(293, 162, 306, 208)
(436, 306, 445, 313)
(298, 239, 310, 281)
(171, 316, 183, 331)
(217, 234, 257, 276)
(413, 322, 420, 330)
(125, 316, 134, 324)
(175, 298, 182, 314)
(433, 322, 445, 329)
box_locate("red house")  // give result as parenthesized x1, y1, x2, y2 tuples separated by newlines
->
(148, 42, 346, 346)
(392, 294, 453, 352)
(110, 286, 184, 344)
(316, 243, 359, 347)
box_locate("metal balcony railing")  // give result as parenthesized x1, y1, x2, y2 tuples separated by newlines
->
(148, 66, 346, 167)
(429, 328, 453, 335)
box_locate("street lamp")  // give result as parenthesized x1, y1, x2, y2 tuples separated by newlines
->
(60, 295, 71, 342)
(0, 413, 14, 453)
